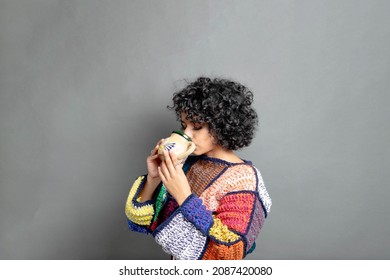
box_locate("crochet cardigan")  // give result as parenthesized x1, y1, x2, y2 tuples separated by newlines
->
(125, 155, 272, 260)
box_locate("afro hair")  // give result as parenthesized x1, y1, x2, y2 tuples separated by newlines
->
(168, 77, 258, 151)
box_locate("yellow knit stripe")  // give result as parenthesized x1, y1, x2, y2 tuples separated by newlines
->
(209, 217, 241, 243)
(125, 176, 154, 226)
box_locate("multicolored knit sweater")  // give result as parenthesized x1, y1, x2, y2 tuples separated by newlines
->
(125, 155, 272, 260)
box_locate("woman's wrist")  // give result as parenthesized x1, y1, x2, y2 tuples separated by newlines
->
(146, 174, 160, 186)
(138, 175, 160, 202)
(176, 191, 192, 206)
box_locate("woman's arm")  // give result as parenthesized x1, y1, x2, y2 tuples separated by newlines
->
(153, 166, 272, 260)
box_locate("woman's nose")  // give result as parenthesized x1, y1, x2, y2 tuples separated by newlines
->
(183, 128, 192, 138)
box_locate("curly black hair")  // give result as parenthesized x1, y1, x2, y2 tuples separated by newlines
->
(168, 77, 258, 151)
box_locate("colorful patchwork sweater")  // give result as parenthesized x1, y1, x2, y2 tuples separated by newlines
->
(125, 155, 272, 260)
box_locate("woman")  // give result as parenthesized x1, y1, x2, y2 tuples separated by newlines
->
(125, 77, 272, 260)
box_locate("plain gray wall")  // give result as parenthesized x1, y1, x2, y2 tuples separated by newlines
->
(1, 0, 389, 259)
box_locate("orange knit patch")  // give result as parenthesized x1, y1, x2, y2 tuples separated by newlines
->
(201, 240, 245, 260)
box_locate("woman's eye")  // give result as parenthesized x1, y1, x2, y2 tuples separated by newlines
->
(180, 121, 202, 131)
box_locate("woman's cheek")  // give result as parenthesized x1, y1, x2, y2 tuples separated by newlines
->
(193, 146, 201, 155)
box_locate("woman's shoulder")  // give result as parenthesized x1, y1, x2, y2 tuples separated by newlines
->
(223, 162, 258, 184)
(215, 163, 272, 214)
(185, 155, 257, 178)
(189, 154, 251, 166)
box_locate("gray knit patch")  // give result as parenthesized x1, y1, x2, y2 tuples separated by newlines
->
(155, 212, 207, 260)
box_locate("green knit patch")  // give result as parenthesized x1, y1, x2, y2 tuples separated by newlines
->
(153, 184, 167, 222)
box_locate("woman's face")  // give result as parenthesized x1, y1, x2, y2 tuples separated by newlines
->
(180, 112, 217, 156)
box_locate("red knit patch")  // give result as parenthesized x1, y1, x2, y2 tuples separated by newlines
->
(216, 192, 255, 234)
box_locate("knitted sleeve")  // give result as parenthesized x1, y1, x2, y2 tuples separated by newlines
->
(125, 157, 197, 235)
(125, 175, 161, 234)
(152, 166, 272, 260)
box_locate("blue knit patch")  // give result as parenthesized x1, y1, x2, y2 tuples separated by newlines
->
(127, 219, 150, 235)
(180, 195, 213, 235)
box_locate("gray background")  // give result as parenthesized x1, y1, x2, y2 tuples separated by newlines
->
(1, 0, 389, 260)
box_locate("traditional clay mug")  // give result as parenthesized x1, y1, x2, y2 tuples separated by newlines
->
(158, 130, 196, 162)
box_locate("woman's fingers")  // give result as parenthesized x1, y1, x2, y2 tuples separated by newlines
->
(157, 166, 168, 186)
(149, 154, 159, 160)
(159, 151, 180, 180)
(150, 141, 161, 155)
(150, 139, 164, 155)
(159, 157, 170, 179)
(169, 152, 182, 169)
(163, 151, 176, 172)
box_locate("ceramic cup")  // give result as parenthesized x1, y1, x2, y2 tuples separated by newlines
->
(158, 130, 196, 162)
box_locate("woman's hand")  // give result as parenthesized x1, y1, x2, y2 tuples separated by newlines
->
(158, 150, 192, 205)
(146, 139, 164, 181)
(138, 139, 164, 202)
